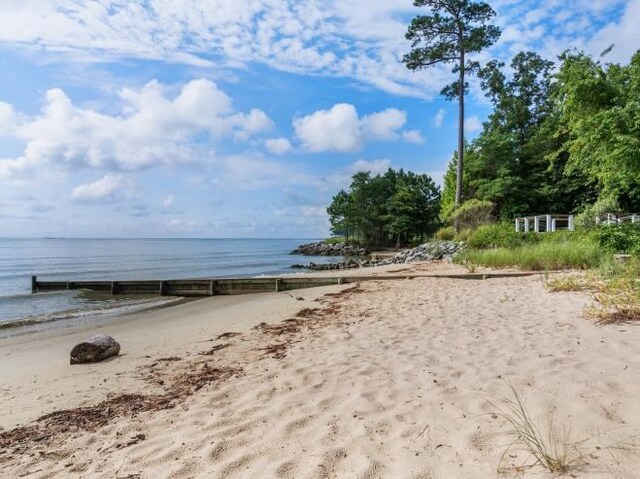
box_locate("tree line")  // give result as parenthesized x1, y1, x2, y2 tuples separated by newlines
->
(440, 48, 640, 222)
(327, 1, 639, 246)
(327, 169, 440, 248)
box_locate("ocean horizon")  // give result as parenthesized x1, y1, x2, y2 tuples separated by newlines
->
(0, 237, 335, 335)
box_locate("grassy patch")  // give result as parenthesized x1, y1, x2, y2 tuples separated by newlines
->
(456, 240, 603, 271)
(545, 273, 603, 292)
(546, 257, 640, 325)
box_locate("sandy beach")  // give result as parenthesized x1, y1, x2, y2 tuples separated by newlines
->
(1, 261, 640, 478)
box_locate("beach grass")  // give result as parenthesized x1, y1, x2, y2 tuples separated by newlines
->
(495, 383, 583, 474)
(545, 256, 640, 324)
(455, 239, 603, 271)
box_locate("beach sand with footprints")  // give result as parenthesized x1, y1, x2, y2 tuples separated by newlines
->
(2, 262, 640, 478)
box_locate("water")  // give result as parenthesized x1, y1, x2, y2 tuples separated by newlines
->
(0, 238, 333, 334)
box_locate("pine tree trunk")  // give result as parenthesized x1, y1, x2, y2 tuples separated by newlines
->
(456, 50, 465, 209)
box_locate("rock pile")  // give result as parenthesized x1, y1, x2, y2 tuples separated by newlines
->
(291, 242, 368, 256)
(375, 241, 461, 265)
(290, 241, 462, 271)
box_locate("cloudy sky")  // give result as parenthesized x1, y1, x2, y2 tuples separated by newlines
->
(0, 0, 638, 238)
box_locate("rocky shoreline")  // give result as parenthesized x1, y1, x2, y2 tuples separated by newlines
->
(290, 241, 368, 257)
(290, 241, 462, 271)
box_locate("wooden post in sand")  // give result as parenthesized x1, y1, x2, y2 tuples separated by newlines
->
(275, 278, 282, 292)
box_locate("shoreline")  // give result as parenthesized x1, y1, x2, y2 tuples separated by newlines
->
(2, 261, 640, 477)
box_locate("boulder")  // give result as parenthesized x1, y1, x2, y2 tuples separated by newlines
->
(70, 334, 121, 365)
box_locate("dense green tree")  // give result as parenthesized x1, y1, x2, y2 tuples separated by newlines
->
(326, 189, 352, 239)
(404, 0, 500, 209)
(326, 169, 440, 248)
(553, 50, 640, 210)
(439, 50, 608, 221)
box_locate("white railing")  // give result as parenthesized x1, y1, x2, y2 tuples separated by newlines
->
(516, 213, 639, 233)
(515, 214, 574, 233)
(595, 213, 639, 225)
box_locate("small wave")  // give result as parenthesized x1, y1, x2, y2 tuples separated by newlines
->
(0, 296, 181, 331)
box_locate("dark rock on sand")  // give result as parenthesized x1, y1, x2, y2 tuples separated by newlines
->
(70, 334, 121, 365)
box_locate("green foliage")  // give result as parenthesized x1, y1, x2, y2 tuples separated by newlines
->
(455, 238, 603, 270)
(326, 190, 352, 239)
(446, 48, 639, 222)
(326, 168, 440, 248)
(574, 196, 620, 228)
(451, 199, 494, 230)
(554, 51, 640, 204)
(323, 236, 346, 245)
(404, 0, 500, 207)
(597, 223, 640, 254)
(435, 226, 457, 241)
(465, 223, 535, 249)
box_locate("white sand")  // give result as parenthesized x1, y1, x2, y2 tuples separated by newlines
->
(2, 263, 640, 478)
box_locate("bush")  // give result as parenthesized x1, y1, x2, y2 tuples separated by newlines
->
(455, 238, 604, 270)
(465, 223, 537, 249)
(451, 199, 495, 230)
(597, 223, 640, 254)
(574, 196, 620, 228)
(324, 236, 346, 244)
(435, 226, 456, 241)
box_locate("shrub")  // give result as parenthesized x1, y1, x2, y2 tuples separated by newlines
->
(596, 223, 640, 254)
(324, 236, 346, 244)
(466, 223, 537, 249)
(434, 226, 456, 241)
(451, 199, 495, 230)
(574, 196, 620, 228)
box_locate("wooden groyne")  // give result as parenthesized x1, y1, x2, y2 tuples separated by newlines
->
(31, 272, 539, 297)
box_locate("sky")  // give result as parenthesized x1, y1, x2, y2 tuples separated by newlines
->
(0, 0, 638, 238)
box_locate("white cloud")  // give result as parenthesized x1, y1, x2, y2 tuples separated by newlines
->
(0, 0, 459, 98)
(0, 103, 16, 135)
(293, 104, 420, 153)
(349, 159, 392, 175)
(72, 174, 125, 202)
(293, 104, 362, 153)
(464, 116, 483, 133)
(0, 79, 272, 178)
(0, 1, 634, 100)
(361, 108, 407, 141)
(162, 195, 175, 208)
(265, 137, 293, 155)
(401, 130, 425, 144)
(432, 108, 446, 128)
(587, 0, 640, 63)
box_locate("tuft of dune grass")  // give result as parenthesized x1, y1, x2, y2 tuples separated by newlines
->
(456, 240, 603, 271)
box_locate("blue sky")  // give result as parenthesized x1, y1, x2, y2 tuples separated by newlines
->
(0, 0, 638, 238)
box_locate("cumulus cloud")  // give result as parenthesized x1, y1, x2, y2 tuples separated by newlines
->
(464, 116, 483, 133)
(432, 108, 446, 128)
(265, 137, 293, 155)
(0, 1, 636, 98)
(293, 104, 421, 153)
(401, 130, 425, 144)
(0, 79, 272, 179)
(0, 102, 16, 135)
(0, 0, 455, 97)
(349, 159, 392, 175)
(72, 174, 125, 202)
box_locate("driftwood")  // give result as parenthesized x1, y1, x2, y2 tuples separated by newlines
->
(70, 334, 120, 365)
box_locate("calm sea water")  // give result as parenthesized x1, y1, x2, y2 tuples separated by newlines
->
(0, 238, 332, 334)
